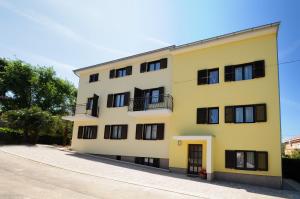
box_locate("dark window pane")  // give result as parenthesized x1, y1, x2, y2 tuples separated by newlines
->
(209, 108, 219, 124)
(235, 67, 243, 81)
(235, 107, 244, 123)
(245, 106, 254, 122)
(236, 152, 244, 168)
(209, 70, 219, 84)
(246, 152, 255, 169)
(244, 65, 253, 80)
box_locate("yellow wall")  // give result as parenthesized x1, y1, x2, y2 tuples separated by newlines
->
(170, 33, 281, 177)
(71, 52, 172, 159)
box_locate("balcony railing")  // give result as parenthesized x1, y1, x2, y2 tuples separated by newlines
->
(128, 94, 173, 112)
(73, 103, 99, 117)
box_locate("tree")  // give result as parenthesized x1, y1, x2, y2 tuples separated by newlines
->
(290, 149, 300, 159)
(0, 58, 76, 115)
(0, 59, 35, 111)
(2, 107, 53, 144)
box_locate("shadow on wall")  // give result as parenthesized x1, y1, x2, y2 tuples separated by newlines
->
(66, 152, 297, 198)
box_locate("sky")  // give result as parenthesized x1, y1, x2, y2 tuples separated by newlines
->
(0, 0, 299, 139)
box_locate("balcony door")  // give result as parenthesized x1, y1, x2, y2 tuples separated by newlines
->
(188, 144, 202, 175)
(133, 88, 144, 111)
(91, 94, 99, 117)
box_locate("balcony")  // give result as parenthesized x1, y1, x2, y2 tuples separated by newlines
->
(62, 94, 100, 121)
(128, 94, 173, 117)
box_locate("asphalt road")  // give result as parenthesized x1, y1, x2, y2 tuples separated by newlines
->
(0, 145, 299, 199)
(0, 150, 200, 199)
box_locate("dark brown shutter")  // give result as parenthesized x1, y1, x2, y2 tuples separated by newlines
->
(78, 126, 83, 139)
(253, 60, 265, 78)
(197, 108, 207, 124)
(157, 124, 165, 140)
(92, 126, 98, 139)
(225, 65, 234, 82)
(89, 75, 93, 83)
(136, 124, 143, 139)
(126, 66, 132, 75)
(225, 106, 234, 123)
(140, 63, 147, 73)
(124, 92, 130, 106)
(107, 94, 114, 107)
(225, 150, 236, 168)
(121, 125, 128, 139)
(94, 74, 99, 81)
(256, 151, 268, 171)
(255, 104, 267, 122)
(197, 69, 208, 85)
(158, 87, 165, 102)
(160, 58, 168, 69)
(109, 69, 116, 79)
(104, 125, 111, 139)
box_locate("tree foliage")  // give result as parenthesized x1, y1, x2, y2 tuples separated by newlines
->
(2, 107, 53, 144)
(0, 58, 77, 145)
(0, 58, 76, 115)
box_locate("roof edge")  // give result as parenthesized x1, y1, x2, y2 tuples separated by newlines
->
(73, 21, 280, 75)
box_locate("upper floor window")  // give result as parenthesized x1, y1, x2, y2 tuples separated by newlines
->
(225, 104, 267, 123)
(89, 73, 99, 83)
(197, 107, 219, 124)
(77, 126, 98, 139)
(225, 60, 265, 82)
(135, 123, 164, 140)
(197, 68, 219, 85)
(104, 125, 128, 139)
(225, 150, 268, 171)
(110, 66, 132, 79)
(140, 58, 168, 73)
(107, 92, 130, 108)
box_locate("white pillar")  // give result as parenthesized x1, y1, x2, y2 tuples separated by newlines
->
(206, 136, 213, 181)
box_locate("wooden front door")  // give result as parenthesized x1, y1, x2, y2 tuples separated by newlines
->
(188, 144, 202, 175)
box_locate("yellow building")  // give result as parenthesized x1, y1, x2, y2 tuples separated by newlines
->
(63, 22, 281, 188)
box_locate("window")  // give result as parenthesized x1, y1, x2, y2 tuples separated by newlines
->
(109, 66, 132, 79)
(114, 93, 125, 107)
(140, 58, 168, 73)
(116, 68, 127, 77)
(197, 107, 219, 124)
(198, 68, 219, 85)
(150, 89, 160, 104)
(89, 73, 99, 83)
(225, 60, 265, 82)
(86, 97, 93, 110)
(208, 108, 219, 124)
(209, 69, 219, 84)
(107, 92, 130, 108)
(136, 123, 164, 140)
(77, 126, 97, 139)
(104, 125, 128, 140)
(225, 150, 268, 171)
(225, 104, 267, 123)
(135, 157, 160, 168)
(144, 124, 158, 140)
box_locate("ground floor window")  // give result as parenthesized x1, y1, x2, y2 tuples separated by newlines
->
(135, 157, 160, 168)
(225, 150, 268, 171)
(77, 126, 97, 139)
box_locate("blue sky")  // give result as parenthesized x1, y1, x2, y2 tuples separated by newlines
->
(0, 0, 299, 139)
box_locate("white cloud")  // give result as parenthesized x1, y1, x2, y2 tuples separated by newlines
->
(145, 37, 172, 47)
(0, 0, 129, 56)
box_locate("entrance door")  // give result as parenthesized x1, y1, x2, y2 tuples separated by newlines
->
(188, 144, 202, 175)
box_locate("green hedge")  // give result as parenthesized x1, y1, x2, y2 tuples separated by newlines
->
(0, 127, 70, 145)
(282, 158, 300, 182)
(0, 127, 23, 144)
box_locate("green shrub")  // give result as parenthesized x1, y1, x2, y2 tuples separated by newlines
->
(0, 127, 23, 144)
